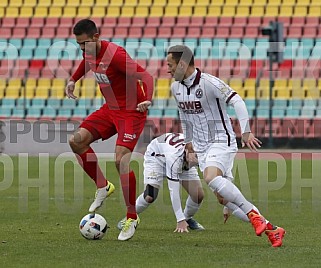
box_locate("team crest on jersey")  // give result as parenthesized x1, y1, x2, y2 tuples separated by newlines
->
(195, 87, 203, 98)
(219, 85, 232, 96)
(98, 62, 108, 71)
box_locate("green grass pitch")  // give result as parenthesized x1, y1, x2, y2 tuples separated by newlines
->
(1, 155, 321, 267)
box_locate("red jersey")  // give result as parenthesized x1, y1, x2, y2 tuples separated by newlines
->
(71, 40, 154, 110)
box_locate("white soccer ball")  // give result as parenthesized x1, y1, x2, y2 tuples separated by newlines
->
(79, 213, 108, 240)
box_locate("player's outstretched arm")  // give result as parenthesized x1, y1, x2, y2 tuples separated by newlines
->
(174, 220, 189, 233)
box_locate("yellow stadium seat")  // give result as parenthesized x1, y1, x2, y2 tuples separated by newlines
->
(306, 88, 320, 99)
(236, 88, 246, 98)
(5, 88, 20, 98)
(92, 7, 106, 17)
(291, 89, 305, 99)
(0, 79, 6, 90)
(265, 6, 279, 17)
(194, 6, 207, 16)
(109, 0, 124, 6)
(274, 79, 287, 90)
(178, 6, 193, 16)
(275, 89, 290, 98)
(51, 79, 65, 99)
(25, 78, 36, 98)
(282, 0, 295, 5)
(125, 0, 138, 6)
(0, 0, 8, 8)
(139, 0, 152, 5)
(121, 6, 135, 17)
(149, 6, 164, 16)
(167, 0, 181, 6)
(251, 6, 264, 16)
(19, 7, 33, 17)
(63, 7, 77, 17)
(156, 78, 170, 90)
(10, 0, 23, 7)
(311, 0, 321, 5)
(66, 0, 80, 7)
(235, 6, 249, 17)
(196, 0, 209, 4)
(246, 88, 255, 98)
(107, 7, 121, 17)
(243, 78, 256, 90)
(225, 0, 238, 6)
(34, 7, 48, 17)
(229, 78, 243, 90)
(253, 0, 267, 4)
(296, 0, 310, 5)
(52, 0, 66, 7)
(239, 0, 253, 5)
(164, 6, 178, 16)
(94, 0, 106, 6)
(5, 7, 19, 17)
(38, 0, 51, 7)
(81, 79, 96, 98)
(208, 6, 222, 16)
(156, 89, 170, 98)
(211, 0, 224, 5)
(153, 0, 167, 6)
(95, 85, 102, 97)
(181, 0, 196, 6)
(77, 7, 91, 17)
(135, 6, 149, 17)
(48, 7, 62, 17)
(293, 6, 308, 17)
(303, 79, 316, 90)
(0, 7, 4, 17)
(308, 6, 321, 16)
(37, 78, 51, 89)
(6, 79, 22, 98)
(0, 88, 4, 99)
(24, 0, 37, 7)
(221, 6, 235, 16)
(80, 0, 94, 6)
(268, 0, 281, 5)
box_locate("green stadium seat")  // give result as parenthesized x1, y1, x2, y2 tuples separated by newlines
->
(42, 107, 57, 119)
(148, 108, 163, 117)
(163, 108, 178, 118)
(47, 99, 61, 108)
(0, 107, 12, 118)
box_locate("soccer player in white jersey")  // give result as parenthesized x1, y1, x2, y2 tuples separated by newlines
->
(166, 45, 285, 247)
(118, 132, 205, 232)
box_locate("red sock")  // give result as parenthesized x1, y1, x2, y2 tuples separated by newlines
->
(120, 171, 137, 219)
(266, 222, 276, 230)
(76, 147, 108, 188)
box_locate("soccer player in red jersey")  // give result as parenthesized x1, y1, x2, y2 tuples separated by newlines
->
(65, 19, 154, 241)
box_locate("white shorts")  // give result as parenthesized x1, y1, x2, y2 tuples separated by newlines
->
(143, 156, 200, 188)
(197, 142, 238, 179)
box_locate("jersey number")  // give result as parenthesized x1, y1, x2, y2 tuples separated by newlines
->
(93, 72, 110, 84)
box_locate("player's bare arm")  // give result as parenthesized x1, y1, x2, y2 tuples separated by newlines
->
(241, 132, 262, 152)
(136, 100, 151, 112)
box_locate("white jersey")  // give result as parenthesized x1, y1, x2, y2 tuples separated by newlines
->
(171, 69, 246, 153)
(144, 133, 186, 180)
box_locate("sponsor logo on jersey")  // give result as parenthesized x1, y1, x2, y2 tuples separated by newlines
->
(195, 87, 203, 98)
(123, 133, 137, 142)
(178, 101, 204, 114)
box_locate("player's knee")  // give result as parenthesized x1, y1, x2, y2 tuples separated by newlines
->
(191, 189, 204, 204)
(143, 184, 159, 203)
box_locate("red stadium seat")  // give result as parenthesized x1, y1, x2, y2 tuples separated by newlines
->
(143, 27, 157, 38)
(244, 27, 259, 38)
(186, 27, 201, 38)
(103, 17, 117, 27)
(132, 17, 146, 27)
(219, 17, 233, 26)
(204, 17, 218, 27)
(172, 27, 186, 38)
(201, 27, 215, 38)
(277, 17, 291, 27)
(41, 67, 55, 78)
(100, 27, 114, 37)
(303, 27, 317, 38)
(291, 17, 305, 27)
(60, 17, 74, 27)
(26, 28, 41, 38)
(161, 17, 175, 27)
(12, 28, 26, 38)
(146, 17, 160, 27)
(287, 27, 302, 38)
(41, 27, 55, 38)
(56, 27, 71, 38)
(128, 27, 142, 38)
(230, 26, 244, 38)
(157, 27, 172, 38)
(30, 18, 45, 28)
(16, 18, 30, 28)
(247, 17, 261, 27)
(262, 17, 276, 27)
(305, 17, 319, 26)
(118, 17, 131, 27)
(233, 17, 247, 26)
(114, 27, 129, 38)
(46, 18, 59, 27)
(0, 28, 12, 38)
(30, 59, 44, 70)
(2, 18, 15, 28)
(176, 17, 190, 26)
(190, 17, 203, 27)
(215, 27, 230, 38)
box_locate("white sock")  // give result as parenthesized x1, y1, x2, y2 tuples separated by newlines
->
(225, 203, 261, 222)
(135, 193, 150, 214)
(208, 176, 253, 214)
(184, 196, 201, 220)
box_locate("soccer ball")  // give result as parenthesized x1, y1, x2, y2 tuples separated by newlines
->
(79, 213, 108, 240)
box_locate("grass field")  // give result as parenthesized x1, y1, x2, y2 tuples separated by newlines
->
(1, 155, 321, 268)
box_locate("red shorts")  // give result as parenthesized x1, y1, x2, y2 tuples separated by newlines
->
(80, 104, 147, 151)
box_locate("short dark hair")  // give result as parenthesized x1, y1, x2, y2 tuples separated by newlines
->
(73, 19, 98, 37)
(167, 45, 194, 66)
